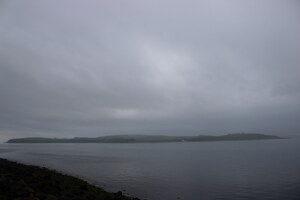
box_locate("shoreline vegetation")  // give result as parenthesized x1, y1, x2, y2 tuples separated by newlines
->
(7, 133, 282, 143)
(0, 158, 139, 200)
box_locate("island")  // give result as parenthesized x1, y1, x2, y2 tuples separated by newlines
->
(7, 133, 282, 143)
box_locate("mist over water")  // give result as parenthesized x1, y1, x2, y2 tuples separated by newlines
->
(1, 139, 300, 200)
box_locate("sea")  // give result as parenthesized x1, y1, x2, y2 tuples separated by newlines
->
(0, 138, 300, 200)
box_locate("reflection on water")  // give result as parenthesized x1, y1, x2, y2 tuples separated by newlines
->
(25, 153, 134, 164)
(1, 139, 300, 200)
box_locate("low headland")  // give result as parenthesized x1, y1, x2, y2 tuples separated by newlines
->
(0, 158, 139, 200)
(7, 133, 282, 143)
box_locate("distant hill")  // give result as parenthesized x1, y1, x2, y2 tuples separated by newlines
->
(6, 133, 282, 143)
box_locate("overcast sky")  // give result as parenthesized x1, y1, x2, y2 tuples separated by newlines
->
(0, 0, 300, 141)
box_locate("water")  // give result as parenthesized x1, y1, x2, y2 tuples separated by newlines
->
(1, 139, 300, 200)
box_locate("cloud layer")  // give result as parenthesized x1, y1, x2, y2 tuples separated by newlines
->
(1, 0, 300, 141)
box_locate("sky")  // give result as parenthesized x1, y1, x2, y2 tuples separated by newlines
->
(0, 0, 300, 141)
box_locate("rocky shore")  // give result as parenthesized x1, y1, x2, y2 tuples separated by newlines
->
(0, 158, 139, 200)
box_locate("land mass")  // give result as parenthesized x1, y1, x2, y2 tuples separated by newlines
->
(7, 133, 282, 143)
(0, 158, 139, 200)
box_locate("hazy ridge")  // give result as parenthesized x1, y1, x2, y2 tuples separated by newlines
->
(7, 133, 281, 143)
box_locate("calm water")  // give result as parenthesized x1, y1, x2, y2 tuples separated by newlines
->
(1, 139, 300, 200)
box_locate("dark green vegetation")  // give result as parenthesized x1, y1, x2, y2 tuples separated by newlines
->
(7, 133, 281, 143)
(0, 158, 139, 200)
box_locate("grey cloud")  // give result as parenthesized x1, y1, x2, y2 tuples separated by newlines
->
(0, 0, 300, 141)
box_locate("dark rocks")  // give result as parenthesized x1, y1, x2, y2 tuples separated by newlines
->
(0, 158, 140, 200)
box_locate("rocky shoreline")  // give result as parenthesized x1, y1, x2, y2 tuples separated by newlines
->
(0, 158, 140, 200)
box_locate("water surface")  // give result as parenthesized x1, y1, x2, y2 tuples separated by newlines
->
(1, 139, 300, 199)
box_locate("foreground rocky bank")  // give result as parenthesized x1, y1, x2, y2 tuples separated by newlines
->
(0, 158, 139, 200)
